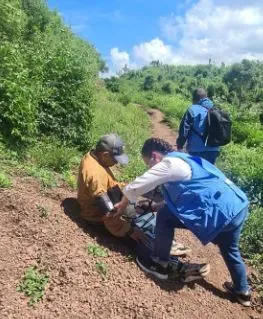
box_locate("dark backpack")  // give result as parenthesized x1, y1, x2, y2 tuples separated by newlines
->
(194, 105, 232, 147)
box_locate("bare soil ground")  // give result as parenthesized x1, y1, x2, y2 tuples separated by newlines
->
(0, 108, 262, 319)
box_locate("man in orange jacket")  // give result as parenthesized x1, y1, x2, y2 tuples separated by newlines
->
(77, 133, 145, 241)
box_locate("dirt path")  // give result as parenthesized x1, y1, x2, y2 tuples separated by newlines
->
(0, 108, 262, 319)
(147, 109, 178, 144)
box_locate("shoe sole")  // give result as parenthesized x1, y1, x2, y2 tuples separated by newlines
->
(170, 248, 192, 256)
(235, 296, 251, 307)
(223, 283, 251, 307)
(181, 274, 205, 283)
(198, 263, 210, 276)
(182, 263, 211, 276)
(180, 264, 210, 283)
(136, 257, 168, 280)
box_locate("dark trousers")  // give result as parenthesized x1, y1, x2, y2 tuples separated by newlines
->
(189, 151, 219, 164)
(153, 205, 249, 293)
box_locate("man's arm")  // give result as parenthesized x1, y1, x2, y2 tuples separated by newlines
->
(85, 174, 135, 237)
(113, 157, 192, 218)
(176, 109, 193, 150)
(123, 157, 191, 203)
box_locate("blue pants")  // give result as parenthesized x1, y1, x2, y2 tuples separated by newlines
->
(189, 151, 219, 164)
(153, 205, 249, 293)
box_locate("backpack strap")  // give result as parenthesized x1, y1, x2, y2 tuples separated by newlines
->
(198, 103, 210, 110)
(190, 103, 214, 139)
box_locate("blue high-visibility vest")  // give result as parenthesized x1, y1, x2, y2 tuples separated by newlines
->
(162, 152, 249, 245)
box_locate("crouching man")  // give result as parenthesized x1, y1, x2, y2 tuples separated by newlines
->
(114, 138, 251, 307)
(77, 133, 208, 282)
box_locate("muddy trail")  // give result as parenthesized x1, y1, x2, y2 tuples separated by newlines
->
(0, 108, 262, 319)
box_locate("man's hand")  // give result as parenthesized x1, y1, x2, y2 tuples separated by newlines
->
(113, 196, 129, 218)
(130, 228, 148, 243)
(176, 145, 183, 152)
(150, 201, 165, 212)
(135, 199, 152, 214)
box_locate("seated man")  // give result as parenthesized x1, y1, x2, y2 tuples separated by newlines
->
(77, 133, 143, 241)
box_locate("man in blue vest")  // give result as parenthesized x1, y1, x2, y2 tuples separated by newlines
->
(113, 138, 251, 307)
(176, 88, 220, 164)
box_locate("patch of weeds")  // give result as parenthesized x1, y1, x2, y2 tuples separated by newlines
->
(63, 171, 77, 190)
(17, 266, 49, 306)
(86, 243, 108, 258)
(37, 205, 49, 218)
(25, 166, 58, 189)
(124, 254, 135, 262)
(0, 172, 12, 188)
(27, 140, 80, 173)
(95, 261, 108, 280)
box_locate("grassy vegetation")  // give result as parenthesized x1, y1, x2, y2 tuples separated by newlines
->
(134, 91, 263, 291)
(218, 144, 263, 205)
(132, 91, 188, 129)
(0, 172, 12, 188)
(95, 261, 108, 280)
(63, 171, 78, 190)
(86, 243, 109, 258)
(86, 242, 109, 280)
(92, 90, 150, 181)
(0, 0, 103, 149)
(1, 0, 262, 302)
(107, 62, 263, 293)
(37, 204, 49, 218)
(241, 206, 263, 296)
(17, 266, 49, 306)
(0, 86, 150, 192)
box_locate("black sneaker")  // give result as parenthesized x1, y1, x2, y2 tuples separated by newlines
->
(136, 256, 168, 280)
(223, 282, 251, 307)
(168, 259, 210, 282)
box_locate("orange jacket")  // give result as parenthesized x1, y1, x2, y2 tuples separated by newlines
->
(77, 152, 131, 237)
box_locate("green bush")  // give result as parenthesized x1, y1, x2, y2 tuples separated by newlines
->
(241, 206, 263, 293)
(143, 75, 155, 91)
(27, 140, 80, 173)
(104, 77, 120, 93)
(63, 171, 77, 190)
(0, 172, 12, 188)
(233, 121, 263, 148)
(241, 206, 263, 258)
(162, 81, 173, 94)
(0, 141, 21, 172)
(0, 0, 101, 148)
(118, 93, 131, 106)
(218, 144, 263, 205)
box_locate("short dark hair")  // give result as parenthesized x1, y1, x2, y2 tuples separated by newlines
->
(141, 138, 174, 158)
(192, 88, 207, 103)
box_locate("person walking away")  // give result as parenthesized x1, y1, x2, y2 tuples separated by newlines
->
(176, 88, 220, 164)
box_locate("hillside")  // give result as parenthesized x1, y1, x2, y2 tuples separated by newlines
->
(0, 0, 262, 317)
(0, 108, 262, 318)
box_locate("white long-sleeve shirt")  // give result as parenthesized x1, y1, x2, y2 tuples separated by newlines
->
(123, 157, 192, 203)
